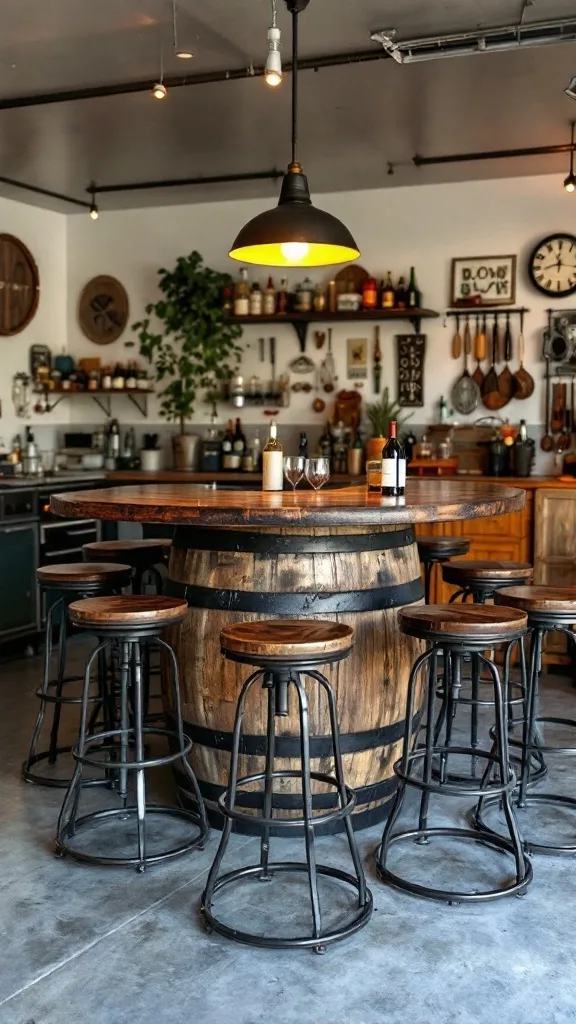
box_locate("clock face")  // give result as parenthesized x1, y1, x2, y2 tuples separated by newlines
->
(529, 234, 576, 297)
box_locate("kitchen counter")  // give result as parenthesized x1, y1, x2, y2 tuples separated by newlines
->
(105, 470, 576, 489)
(0, 472, 107, 489)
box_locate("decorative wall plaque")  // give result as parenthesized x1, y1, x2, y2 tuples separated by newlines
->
(346, 337, 368, 379)
(0, 234, 40, 335)
(78, 275, 129, 345)
(396, 334, 426, 407)
(450, 254, 516, 306)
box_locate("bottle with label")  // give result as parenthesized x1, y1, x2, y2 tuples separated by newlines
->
(381, 421, 406, 497)
(234, 268, 250, 316)
(249, 281, 263, 316)
(233, 417, 246, 455)
(439, 396, 449, 424)
(313, 283, 326, 312)
(404, 429, 417, 463)
(518, 419, 528, 442)
(381, 272, 396, 309)
(407, 267, 420, 309)
(295, 278, 314, 313)
(396, 276, 408, 310)
(262, 421, 283, 491)
(318, 424, 333, 462)
(298, 431, 309, 459)
(251, 429, 262, 471)
(112, 364, 125, 390)
(221, 419, 235, 470)
(362, 277, 378, 309)
(277, 278, 289, 314)
(263, 277, 276, 315)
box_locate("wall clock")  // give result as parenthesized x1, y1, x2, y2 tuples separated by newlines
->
(528, 233, 576, 297)
(0, 234, 40, 335)
(78, 275, 129, 345)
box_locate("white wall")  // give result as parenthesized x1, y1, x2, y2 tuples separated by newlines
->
(64, 172, 573, 446)
(0, 197, 67, 449)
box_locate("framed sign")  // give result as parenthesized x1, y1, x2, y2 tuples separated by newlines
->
(396, 334, 426, 407)
(346, 337, 368, 379)
(450, 254, 516, 306)
(78, 275, 129, 345)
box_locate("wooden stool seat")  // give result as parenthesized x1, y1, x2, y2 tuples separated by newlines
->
(442, 560, 533, 586)
(399, 603, 527, 641)
(83, 538, 170, 567)
(68, 594, 188, 630)
(37, 562, 132, 587)
(220, 619, 354, 659)
(417, 536, 471, 560)
(496, 585, 576, 616)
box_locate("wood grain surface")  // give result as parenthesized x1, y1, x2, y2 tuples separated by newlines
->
(442, 559, 533, 584)
(51, 480, 526, 527)
(221, 619, 354, 657)
(37, 562, 132, 585)
(68, 594, 187, 627)
(495, 585, 576, 613)
(416, 535, 471, 556)
(399, 603, 528, 637)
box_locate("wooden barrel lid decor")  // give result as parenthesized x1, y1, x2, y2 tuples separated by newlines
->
(78, 275, 129, 345)
(0, 234, 40, 335)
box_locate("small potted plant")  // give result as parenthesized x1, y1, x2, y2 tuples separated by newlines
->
(365, 387, 412, 462)
(132, 251, 242, 470)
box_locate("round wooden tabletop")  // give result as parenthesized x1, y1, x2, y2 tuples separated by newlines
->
(50, 481, 525, 528)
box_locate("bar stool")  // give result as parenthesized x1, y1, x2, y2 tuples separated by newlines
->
(417, 535, 471, 604)
(475, 586, 576, 855)
(376, 604, 532, 903)
(55, 595, 209, 871)
(82, 539, 171, 595)
(22, 562, 133, 788)
(201, 619, 373, 953)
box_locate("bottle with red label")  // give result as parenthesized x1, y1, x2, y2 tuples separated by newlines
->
(362, 276, 378, 309)
(381, 421, 406, 496)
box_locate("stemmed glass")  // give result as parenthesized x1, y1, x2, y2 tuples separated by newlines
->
(305, 457, 331, 490)
(283, 456, 305, 490)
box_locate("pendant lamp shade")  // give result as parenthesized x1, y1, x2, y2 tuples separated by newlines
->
(229, 163, 359, 267)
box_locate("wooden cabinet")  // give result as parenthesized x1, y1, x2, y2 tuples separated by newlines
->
(534, 488, 576, 663)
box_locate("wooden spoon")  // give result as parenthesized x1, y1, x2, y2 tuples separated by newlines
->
(452, 314, 462, 359)
(496, 311, 513, 406)
(472, 312, 485, 389)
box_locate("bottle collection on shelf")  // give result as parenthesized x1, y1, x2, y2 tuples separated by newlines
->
(224, 267, 422, 317)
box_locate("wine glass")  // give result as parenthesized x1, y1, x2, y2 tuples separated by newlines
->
(305, 457, 331, 490)
(284, 456, 305, 490)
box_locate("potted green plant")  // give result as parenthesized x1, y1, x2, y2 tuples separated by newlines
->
(365, 387, 412, 461)
(132, 251, 242, 470)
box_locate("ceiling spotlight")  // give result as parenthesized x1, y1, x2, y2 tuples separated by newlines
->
(172, 0, 193, 59)
(565, 121, 576, 192)
(566, 76, 576, 100)
(152, 81, 168, 100)
(265, 0, 282, 87)
(89, 188, 99, 220)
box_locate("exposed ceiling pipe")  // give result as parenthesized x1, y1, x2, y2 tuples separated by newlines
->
(413, 141, 576, 167)
(89, 168, 282, 195)
(0, 174, 90, 208)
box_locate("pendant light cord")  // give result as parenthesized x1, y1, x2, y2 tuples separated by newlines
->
(571, 121, 575, 177)
(291, 6, 298, 166)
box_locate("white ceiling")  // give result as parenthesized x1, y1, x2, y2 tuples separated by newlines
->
(0, 0, 575, 211)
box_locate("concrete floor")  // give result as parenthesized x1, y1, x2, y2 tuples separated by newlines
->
(1, 642, 576, 1024)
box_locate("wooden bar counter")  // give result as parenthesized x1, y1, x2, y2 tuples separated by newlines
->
(52, 481, 524, 832)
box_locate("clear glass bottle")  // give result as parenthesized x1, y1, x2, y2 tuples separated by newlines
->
(263, 276, 276, 315)
(381, 272, 396, 309)
(249, 281, 263, 316)
(262, 421, 283, 491)
(234, 268, 250, 316)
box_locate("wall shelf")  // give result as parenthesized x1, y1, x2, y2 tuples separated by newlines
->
(227, 309, 439, 349)
(44, 389, 151, 417)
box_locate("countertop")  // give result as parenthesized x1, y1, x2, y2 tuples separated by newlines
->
(104, 470, 576, 490)
(0, 472, 107, 490)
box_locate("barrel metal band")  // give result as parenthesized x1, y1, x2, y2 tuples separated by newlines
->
(165, 576, 424, 614)
(176, 771, 399, 811)
(175, 713, 419, 758)
(171, 526, 415, 554)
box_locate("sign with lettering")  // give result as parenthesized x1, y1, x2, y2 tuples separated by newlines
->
(450, 254, 516, 306)
(396, 334, 426, 407)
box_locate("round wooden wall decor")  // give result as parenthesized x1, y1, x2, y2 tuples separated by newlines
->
(78, 275, 129, 345)
(0, 233, 40, 335)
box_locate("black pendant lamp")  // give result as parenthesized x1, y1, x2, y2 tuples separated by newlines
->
(229, 0, 360, 268)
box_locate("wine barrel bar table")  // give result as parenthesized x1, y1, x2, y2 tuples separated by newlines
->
(51, 482, 525, 833)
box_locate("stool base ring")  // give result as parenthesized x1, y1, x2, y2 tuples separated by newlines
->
(376, 827, 532, 902)
(201, 862, 373, 951)
(56, 804, 206, 867)
(22, 746, 109, 789)
(474, 793, 576, 856)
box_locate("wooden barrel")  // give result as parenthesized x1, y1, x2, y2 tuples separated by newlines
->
(164, 523, 424, 833)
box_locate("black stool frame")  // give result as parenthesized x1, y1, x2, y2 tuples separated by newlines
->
(56, 620, 209, 872)
(377, 626, 533, 903)
(201, 647, 373, 953)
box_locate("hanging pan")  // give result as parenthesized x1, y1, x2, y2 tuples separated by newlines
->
(451, 315, 480, 415)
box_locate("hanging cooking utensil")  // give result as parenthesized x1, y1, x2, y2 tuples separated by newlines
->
(452, 313, 462, 360)
(463, 314, 471, 358)
(472, 313, 485, 389)
(558, 401, 571, 451)
(320, 327, 336, 392)
(289, 329, 315, 374)
(496, 311, 514, 405)
(314, 331, 326, 349)
(512, 310, 534, 400)
(551, 380, 566, 434)
(482, 312, 503, 408)
(451, 315, 481, 415)
(541, 351, 554, 452)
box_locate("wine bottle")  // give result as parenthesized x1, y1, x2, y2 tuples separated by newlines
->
(407, 267, 420, 309)
(249, 281, 263, 316)
(222, 419, 234, 470)
(396, 276, 407, 310)
(262, 421, 283, 491)
(298, 431, 309, 459)
(277, 278, 289, 314)
(381, 272, 396, 309)
(263, 276, 276, 315)
(381, 421, 406, 496)
(233, 268, 250, 316)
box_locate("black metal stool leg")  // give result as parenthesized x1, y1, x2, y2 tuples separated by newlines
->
(469, 653, 480, 775)
(118, 640, 131, 811)
(292, 672, 322, 945)
(418, 648, 438, 842)
(23, 598, 61, 779)
(424, 561, 433, 604)
(47, 600, 68, 764)
(260, 675, 276, 881)
(133, 641, 147, 873)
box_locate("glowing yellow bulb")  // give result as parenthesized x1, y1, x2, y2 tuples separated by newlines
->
(152, 82, 168, 100)
(89, 208, 99, 220)
(280, 241, 310, 262)
(175, 50, 193, 59)
(566, 179, 576, 193)
(265, 70, 282, 87)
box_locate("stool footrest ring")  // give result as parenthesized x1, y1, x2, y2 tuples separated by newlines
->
(395, 746, 516, 798)
(73, 726, 193, 771)
(219, 769, 355, 828)
(474, 793, 576, 856)
(56, 804, 206, 866)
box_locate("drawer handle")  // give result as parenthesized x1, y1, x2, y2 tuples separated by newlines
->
(1, 525, 32, 534)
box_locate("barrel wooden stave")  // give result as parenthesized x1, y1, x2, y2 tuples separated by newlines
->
(165, 524, 424, 831)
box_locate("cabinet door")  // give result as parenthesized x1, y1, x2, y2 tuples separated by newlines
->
(0, 523, 39, 636)
(534, 488, 576, 662)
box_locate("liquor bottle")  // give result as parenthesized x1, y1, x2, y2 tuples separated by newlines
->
(262, 421, 283, 491)
(396, 276, 407, 310)
(263, 276, 276, 315)
(439, 396, 449, 424)
(407, 267, 420, 309)
(222, 284, 233, 314)
(313, 283, 326, 312)
(518, 419, 528, 442)
(362, 276, 378, 309)
(222, 419, 235, 470)
(234, 268, 250, 316)
(251, 429, 262, 471)
(277, 278, 289, 314)
(347, 430, 364, 475)
(249, 281, 263, 316)
(318, 423, 333, 462)
(381, 421, 406, 496)
(233, 418, 246, 455)
(381, 272, 396, 309)
(298, 431, 309, 458)
(403, 429, 417, 464)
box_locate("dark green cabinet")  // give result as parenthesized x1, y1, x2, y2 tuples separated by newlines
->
(0, 523, 39, 638)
